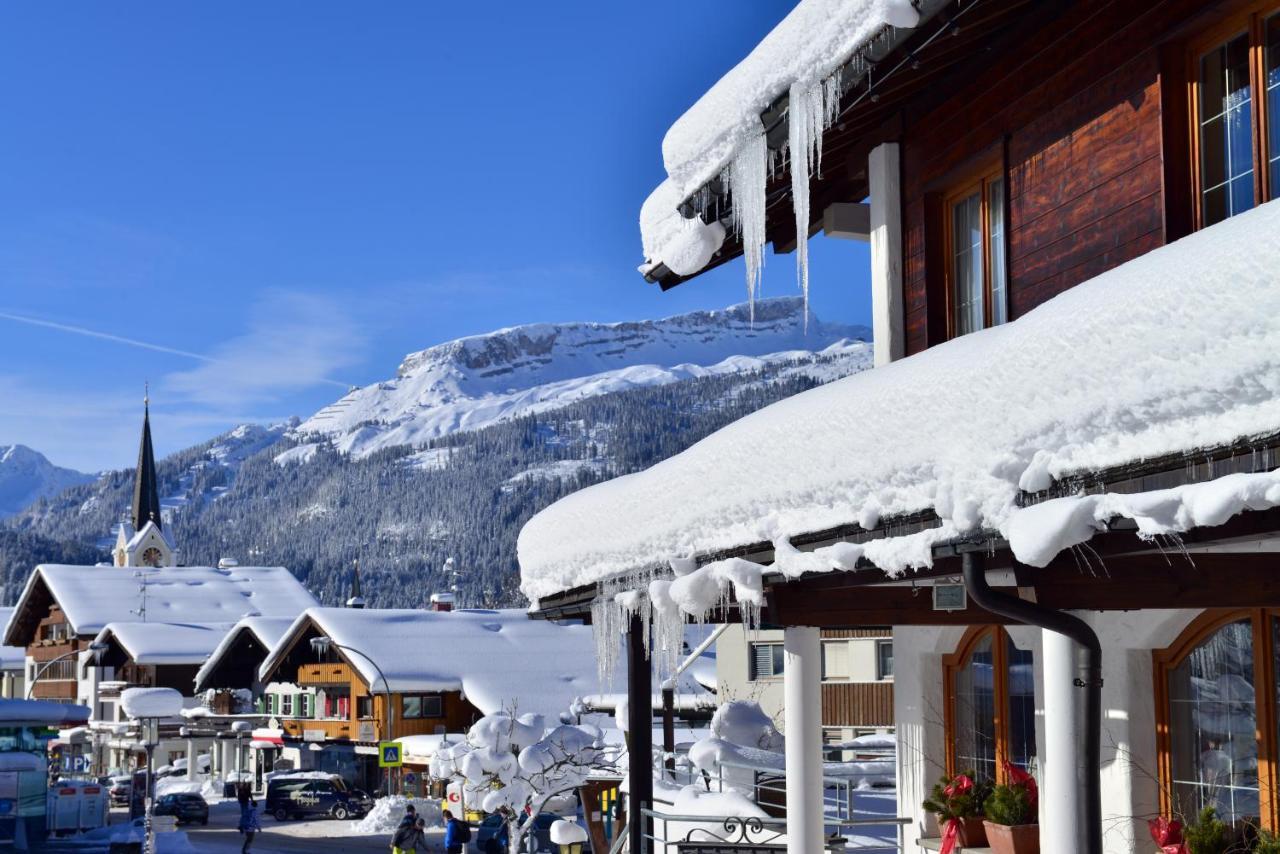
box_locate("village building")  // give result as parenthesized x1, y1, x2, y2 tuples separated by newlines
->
(517, 1, 1280, 853)
(0, 609, 26, 699)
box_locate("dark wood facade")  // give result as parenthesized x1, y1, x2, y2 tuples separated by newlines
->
(821, 681, 894, 728)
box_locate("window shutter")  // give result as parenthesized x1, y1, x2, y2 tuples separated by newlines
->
(751, 643, 782, 680)
(823, 642, 850, 681)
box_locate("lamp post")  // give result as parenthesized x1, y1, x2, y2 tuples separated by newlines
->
(26, 641, 107, 699)
(122, 687, 183, 854)
(310, 635, 393, 795)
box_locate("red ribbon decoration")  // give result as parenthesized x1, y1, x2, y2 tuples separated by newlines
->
(1148, 816, 1188, 854)
(1002, 761, 1038, 811)
(936, 774, 975, 854)
(939, 817, 961, 854)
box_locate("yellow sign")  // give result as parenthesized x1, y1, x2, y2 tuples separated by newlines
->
(378, 741, 402, 768)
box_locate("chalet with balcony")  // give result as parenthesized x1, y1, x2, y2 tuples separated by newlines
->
(519, 1, 1280, 853)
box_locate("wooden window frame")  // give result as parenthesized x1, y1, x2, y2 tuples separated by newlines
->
(1187, 2, 1280, 230)
(943, 625, 1024, 785)
(400, 693, 444, 720)
(942, 161, 1008, 340)
(1152, 608, 1280, 829)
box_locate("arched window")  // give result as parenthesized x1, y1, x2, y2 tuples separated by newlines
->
(943, 626, 1037, 784)
(1155, 610, 1279, 831)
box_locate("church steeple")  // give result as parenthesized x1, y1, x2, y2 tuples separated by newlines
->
(131, 387, 162, 533)
(346, 559, 366, 608)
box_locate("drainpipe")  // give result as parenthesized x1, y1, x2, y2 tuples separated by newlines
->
(961, 551, 1102, 854)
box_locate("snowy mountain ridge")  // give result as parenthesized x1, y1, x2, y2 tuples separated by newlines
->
(295, 297, 869, 458)
(0, 445, 94, 519)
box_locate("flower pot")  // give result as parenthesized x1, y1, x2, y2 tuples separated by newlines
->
(983, 820, 1040, 854)
(937, 816, 988, 847)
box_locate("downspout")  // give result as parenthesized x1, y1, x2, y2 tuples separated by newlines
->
(961, 551, 1102, 854)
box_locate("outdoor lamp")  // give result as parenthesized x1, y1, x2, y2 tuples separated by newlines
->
(550, 819, 587, 854)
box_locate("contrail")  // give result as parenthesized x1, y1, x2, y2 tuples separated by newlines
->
(0, 309, 351, 389)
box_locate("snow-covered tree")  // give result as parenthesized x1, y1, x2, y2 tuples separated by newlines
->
(430, 710, 614, 854)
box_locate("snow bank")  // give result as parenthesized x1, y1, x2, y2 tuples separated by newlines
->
(710, 701, 783, 751)
(523, 200, 1280, 599)
(260, 608, 600, 718)
(351, 796, 442, 835)
(121, 687, 184, 719)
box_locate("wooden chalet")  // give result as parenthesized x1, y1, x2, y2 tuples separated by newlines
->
(520, 2, 1280, 854)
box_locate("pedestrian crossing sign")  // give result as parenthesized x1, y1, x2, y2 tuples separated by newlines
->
(379, 741, 402, 767)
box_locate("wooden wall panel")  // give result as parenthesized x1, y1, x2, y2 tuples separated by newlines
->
(820, 681, 894, 727)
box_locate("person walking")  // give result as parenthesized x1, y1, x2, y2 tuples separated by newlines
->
(398, 803, 417, 829)
(442, 808, 469, 854)
(237, 791, 261, 854)
(392, 812, 419, 854)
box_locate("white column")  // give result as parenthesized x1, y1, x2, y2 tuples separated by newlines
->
(1041, 629, 1086, 854)
(783, 627, 822, 854)
(868, 142, 904, 367)
(221, 740, 236, 783)
(186, 737, 197, 781)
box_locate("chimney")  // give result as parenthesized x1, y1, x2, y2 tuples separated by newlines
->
(428, 592, 454, 612)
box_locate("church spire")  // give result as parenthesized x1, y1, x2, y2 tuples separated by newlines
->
(131, 386, 162, 532)
(346, 559, 366, 608)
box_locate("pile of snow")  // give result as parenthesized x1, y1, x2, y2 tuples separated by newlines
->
(710, 701, 783, 751)
(351, 795, 442, 835)
(523, 200, 1280, 602)
(292, 298, 867, 459)
(550, 819, 588, 844)
(121, 687, 184, 719)
(260, 608, 602, 718)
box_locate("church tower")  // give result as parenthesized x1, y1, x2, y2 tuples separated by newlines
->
(114, 390, 175, 568)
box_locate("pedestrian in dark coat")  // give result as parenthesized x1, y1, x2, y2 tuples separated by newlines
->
(238, 796, 261, 854)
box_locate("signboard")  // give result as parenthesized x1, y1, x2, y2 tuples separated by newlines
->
(358, 722, 376, 743)
(378, 742, 402, 768)
(933, 583, 968, 612)
(303, 730, 326, 743)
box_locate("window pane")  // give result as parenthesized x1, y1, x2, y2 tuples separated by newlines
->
(1006, 638, 1036, 773)
(1168, 619, 1258, 828)
(878, 641, 894, 680)
(1199, 33, 1255, 225)
(951, 191, 984, 335)
(1267, 14, 1280, 198)
(402, 696, 421, 719)
(952, 633, 997, 784)
(987, 178, 1007, 326)
(822, 642, 849, 681)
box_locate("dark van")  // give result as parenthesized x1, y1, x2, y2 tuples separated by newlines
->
(265, 775, 372, 821)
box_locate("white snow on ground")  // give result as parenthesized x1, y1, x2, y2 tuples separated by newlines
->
(293, 297, 868, 459)
(504, 459, 612, 488)
(273, 442, 319, 466)
(259, 608, 612, 717)
(4, 564, 317, 642)
(350, 795, 442, 834)
(521, 201, 1280, 600)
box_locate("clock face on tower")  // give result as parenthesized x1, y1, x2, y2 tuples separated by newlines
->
(142, 547, 163, 568)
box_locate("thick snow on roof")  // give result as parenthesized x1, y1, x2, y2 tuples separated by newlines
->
(0, 608, 24, 671)
(523, 201, 1280, 599)
(261, 608, 602, 717)
(7, 564, 317, 642)
(194, 616, 296, 689)
(96, 621, 235, 666)
(641, 0, 919, 274)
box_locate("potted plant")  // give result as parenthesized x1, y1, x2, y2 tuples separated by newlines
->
(981, 763, 1039, 854)
(1180, 807, 1227, 854)
(1255, 827, 1280, 854)
(922, 770, 992, 851)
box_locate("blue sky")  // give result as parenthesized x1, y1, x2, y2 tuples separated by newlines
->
(0, 2, 871, 471)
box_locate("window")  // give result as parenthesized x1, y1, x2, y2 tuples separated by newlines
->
(822, 641, 850, 681)
(1152, 609, 1280, 835)
(357, 695, 373, 719)
(299, 693, 313, 719)
(1191, 6, 1280, 228)
(749, 642, 785, 681)
(945, 169, 1007, 337)
(943, 626, 1036, 785)
(877, 641, 894, 681)
(37, 659, 76, 681)
(401, 694, 444, 720)
(280, 694, 294, 717)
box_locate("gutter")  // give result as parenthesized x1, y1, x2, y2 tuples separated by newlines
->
(961, 551, 1102, 854)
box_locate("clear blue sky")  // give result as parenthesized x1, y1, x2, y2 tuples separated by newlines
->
(0, 2, 871, 472)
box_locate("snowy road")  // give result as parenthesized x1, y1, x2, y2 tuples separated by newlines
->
(176, 802, 449, 854)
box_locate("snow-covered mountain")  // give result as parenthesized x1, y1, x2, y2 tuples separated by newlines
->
(0, 445, 94, 518)
(295, 297, 869, 458)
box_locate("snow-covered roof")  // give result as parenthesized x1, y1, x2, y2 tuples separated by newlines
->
(194, 616, 297, 690)
(522, 201, 1280, 600)
(4, 564, 318, 645)
(640, 0, 920, 275)
(0, 608, 24, 671)
(124, 519, 175, 552)
(95, 621, 236, 666)
(259, 608, 603, 717)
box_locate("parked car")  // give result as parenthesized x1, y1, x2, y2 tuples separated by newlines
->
(154, 792, 210, 825)
(265, 775, 371, 821)
(476, 812, 559, 853)
(108, 776, 132, 806)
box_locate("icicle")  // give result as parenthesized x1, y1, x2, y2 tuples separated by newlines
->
(726, 127, 769, 323)
(788, 76, 842, 332)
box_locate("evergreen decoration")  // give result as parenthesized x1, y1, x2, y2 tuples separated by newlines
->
(983, 782, 1034, 827)
(922, 771, 992, 820)
(1182, 807, 1227, 854)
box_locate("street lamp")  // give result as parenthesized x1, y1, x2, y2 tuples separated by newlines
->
(122, 687, 183, 854)
(309, 635, 393, 794)
(550, 819, 587, 854)
(26, 641, 108, 699)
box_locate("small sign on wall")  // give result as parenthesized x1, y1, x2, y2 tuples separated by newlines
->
(933, 583, 968, 611)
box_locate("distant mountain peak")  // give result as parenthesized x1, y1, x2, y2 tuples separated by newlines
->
(295, 298, 870, 459)
(0, 445, 94, 518)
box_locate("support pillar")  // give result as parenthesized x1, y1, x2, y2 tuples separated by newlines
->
(661, 686, 675, 775)
(1041, 629, 1086, 854)
(186, 737, 197, 781)
(868, 142, 904, 367)
(220, 739, 236, 784)
(627, 613, 653, 854)
(783, 627, 823, 854)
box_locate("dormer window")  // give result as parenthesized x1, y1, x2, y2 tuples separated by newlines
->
(945, 168, 1008, 337)
(1191, 7, 1280, 228)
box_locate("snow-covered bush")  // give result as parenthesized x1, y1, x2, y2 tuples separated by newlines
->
(431, 709, 614, 854)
